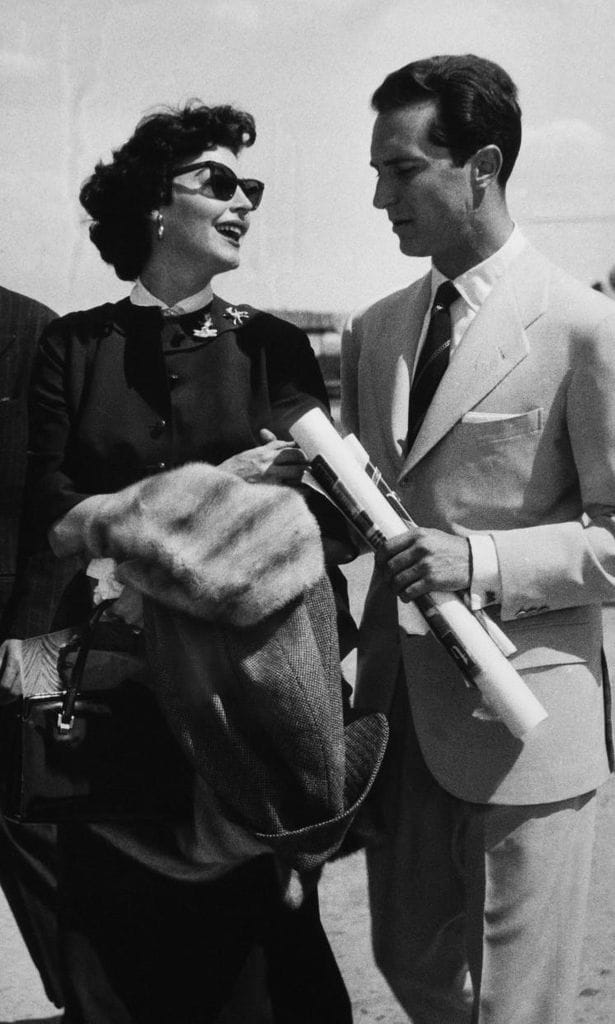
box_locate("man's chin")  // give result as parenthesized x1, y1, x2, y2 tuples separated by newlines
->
(392, 227, 423, 258)
(397, 239, 425, 258)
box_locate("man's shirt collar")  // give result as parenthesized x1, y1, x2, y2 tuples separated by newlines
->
(430, 226, 527, 309)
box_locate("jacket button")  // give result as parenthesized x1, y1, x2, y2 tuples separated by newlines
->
(169, 372, 180, 387)
(150, 419, 167, 439)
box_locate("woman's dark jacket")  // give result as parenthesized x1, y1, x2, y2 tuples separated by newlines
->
(11, 294, 351, 637)
(26, 295, 329, 534)
(8, 293, 355, 877)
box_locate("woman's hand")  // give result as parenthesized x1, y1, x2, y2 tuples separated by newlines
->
(220, 428, 307, 484)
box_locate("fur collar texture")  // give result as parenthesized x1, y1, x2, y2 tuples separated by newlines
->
(57, 463, 324, 627)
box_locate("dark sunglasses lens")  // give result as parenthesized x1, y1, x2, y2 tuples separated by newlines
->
(241, 179, 265, 209)
(205, 164, 264, 208)
(209, 164, 237, 201)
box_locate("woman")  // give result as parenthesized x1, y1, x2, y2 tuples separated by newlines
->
(7, 103, 353, 1024)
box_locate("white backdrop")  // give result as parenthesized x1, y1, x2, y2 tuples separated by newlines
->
(2, 0, 615, 316)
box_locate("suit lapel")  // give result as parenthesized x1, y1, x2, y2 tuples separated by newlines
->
(400, 246, 550, 477)
(384, 276, 431, 462)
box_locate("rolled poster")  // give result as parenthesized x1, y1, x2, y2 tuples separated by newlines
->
(290, 407, 548, 739)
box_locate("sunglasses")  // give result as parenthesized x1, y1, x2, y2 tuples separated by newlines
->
(171, 160, 265, 209)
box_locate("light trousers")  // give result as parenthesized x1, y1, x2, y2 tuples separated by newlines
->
(366, 686, 597, 1024)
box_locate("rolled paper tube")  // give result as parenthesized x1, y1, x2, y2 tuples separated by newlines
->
(292, 409, 411, 537)
(343, 433, 517, 658)
(290, 408, 547, 739)
(426, 591, 547, 738)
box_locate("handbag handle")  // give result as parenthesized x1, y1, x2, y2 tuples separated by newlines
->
(56, 599, 116, 733)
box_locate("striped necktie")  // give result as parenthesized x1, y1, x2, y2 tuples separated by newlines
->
(407, 280, 459, 452)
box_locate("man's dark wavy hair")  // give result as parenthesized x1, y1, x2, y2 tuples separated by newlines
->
(79, 102, 256, 281)
(372, 54, 522, 187)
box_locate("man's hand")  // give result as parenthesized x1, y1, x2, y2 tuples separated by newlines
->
(220, 428, 307, 485)
(376, 528, 471, 601)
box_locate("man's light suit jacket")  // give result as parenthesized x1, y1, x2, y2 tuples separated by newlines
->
(341, 245, 615, 805)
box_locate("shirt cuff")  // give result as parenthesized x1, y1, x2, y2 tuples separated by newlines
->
(468, 534, 501, 609)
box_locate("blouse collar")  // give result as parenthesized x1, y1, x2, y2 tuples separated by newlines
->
(130, 279, 214, 317)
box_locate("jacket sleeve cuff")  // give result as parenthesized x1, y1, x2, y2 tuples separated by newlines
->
(492, 519, 615, 620)
(468, 534, 501, 609)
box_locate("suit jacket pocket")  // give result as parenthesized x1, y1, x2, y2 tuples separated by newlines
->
(505, 607, 600, 671)
(458, 406, 543, 446)
(432, 407, 546, 531)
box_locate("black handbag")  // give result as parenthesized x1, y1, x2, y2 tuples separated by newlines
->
(0, 602, 193, 823)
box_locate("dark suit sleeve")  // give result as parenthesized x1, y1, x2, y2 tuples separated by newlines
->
(24, 315, 93, 542)
(0, 290, 58, 625)
(0, 292, 66, 1012)
(0, 293, 57, 554)
(4, 312, 95, 636)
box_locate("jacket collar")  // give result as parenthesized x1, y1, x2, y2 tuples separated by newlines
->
(210, 295, 258, 336)
(109, 294, 258, 340)
(399, 244, 551, 479)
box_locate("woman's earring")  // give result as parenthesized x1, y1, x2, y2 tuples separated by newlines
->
(156, 212, 164, 240)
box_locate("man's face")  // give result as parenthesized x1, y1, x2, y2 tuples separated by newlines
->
(370, 100, 475, 273)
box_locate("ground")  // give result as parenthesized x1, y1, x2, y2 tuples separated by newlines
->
(0, 559, 614, 1022)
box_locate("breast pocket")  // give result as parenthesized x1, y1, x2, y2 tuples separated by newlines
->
(459, 407, 543, 445)
(446, 408, 545, 530)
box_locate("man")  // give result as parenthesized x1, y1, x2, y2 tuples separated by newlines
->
(0, 283, 63, 1010)
(341, 55, 615, 1024)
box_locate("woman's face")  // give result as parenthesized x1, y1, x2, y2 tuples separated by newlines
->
(159, 146, 256, 279)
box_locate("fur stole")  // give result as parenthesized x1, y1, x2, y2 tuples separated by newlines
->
(51, 463, 324, 627)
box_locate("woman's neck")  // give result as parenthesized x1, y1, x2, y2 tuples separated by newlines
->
(140, 254, 213, 307)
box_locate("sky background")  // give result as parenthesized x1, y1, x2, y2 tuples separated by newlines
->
(2, 0, 615, 316)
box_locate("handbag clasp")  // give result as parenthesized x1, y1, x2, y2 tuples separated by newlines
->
(56, 711, 75, 734)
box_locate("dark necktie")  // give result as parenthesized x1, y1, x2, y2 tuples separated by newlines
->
(407, 280, 459, 452)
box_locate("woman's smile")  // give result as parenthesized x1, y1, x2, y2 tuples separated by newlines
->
(214, 218, 248, 247)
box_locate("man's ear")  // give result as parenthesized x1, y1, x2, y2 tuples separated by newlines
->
(471, 145, 503, 189)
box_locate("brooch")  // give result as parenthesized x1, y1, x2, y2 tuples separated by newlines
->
(224, 305, 250, 327)
(193, 312, 218, 339)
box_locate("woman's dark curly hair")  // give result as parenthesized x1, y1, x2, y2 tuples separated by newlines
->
(79, 102, 256, 281)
